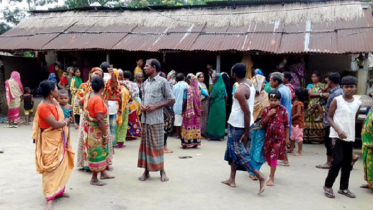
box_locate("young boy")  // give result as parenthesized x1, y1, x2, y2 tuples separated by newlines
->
(261, 90, 290, 186)
(23, 87, 34, 125)
(323, 76, 361, 199)
(58, 89, 76, 139)
(58, 70, 69, 89)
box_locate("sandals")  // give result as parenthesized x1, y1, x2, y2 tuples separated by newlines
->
(338, 189, 356, 198)
(323, 186, 335, 198)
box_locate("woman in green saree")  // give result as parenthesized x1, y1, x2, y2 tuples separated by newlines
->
(207, 73, 227, 140)
(361, 108, 373, 189)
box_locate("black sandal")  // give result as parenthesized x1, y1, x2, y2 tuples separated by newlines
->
(338, 189, 356, 198)
(323, 186, 335, 198)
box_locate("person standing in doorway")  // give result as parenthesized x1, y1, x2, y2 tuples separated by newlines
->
(134, 59, 144, 77)
(269, 72, 291, 166)
(138, 59, 175, 182)
(172, 73, 188, 139)
(222, 63, 269, 194)
(207, 64, 216, 93)
(323, 76, 361, 199)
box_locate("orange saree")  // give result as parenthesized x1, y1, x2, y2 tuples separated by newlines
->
(33, 99, 75, 201)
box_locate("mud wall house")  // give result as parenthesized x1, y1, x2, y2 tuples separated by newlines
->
(1, 1, 373, 116)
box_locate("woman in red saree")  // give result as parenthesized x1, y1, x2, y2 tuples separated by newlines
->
(4, 71, 23, 128)
(33, 80, 74, 210)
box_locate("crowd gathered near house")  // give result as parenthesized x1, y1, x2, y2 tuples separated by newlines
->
(3, 1, 373, 210)
(4, 56, 373, 210)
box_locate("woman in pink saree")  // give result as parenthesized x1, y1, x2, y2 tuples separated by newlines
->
(4, 71, 24, 128)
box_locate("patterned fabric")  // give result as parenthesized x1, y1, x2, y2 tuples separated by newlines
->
(109, 115, 118, 146)
(117, 85, 130, 144)
(33, 99, 74, 201)
(164, 106, 175, 136)
(207, 74, 226, 139)
(289, 63, 306, 88)
(224, 125, 255, 172)
(127, 101, 141, 138)
(141, 75, 175, 125)
(83, 93, 110, 172)
(181, 74, 202, 147)
(70, 77, 81, 116)
(362, 108, 373, 189)
(122, 80, 140, 101)
(5, 71, 23, 123)
(304, 83, 326, 140)
(48, 73, 57, 85)
(167, 70, 177, 88)
(137, 123, 164, 171)
(323, 86, 344, 126)
(261, 105, 289, 162)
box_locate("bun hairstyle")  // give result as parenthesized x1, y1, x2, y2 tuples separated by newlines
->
(91, 76, 105, 93)
(268, 89, 282, 100)
(39, 80, 56, 98)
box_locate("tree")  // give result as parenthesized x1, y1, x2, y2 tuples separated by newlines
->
(2, 6, 26, 25)
(0, 22, 11, 34)
(63, 0, 122, 8)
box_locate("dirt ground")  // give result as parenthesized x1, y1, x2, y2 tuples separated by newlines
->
(0, 124, 371, 210)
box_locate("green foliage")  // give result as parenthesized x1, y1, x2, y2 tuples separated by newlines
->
(128, 0, 215, 8)
(0, 22, 11, 35)
(2, 7, 26, 25)
(64, 0, 91, 8)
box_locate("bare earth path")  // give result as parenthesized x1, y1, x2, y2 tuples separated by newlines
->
(0, 125, 371, 210)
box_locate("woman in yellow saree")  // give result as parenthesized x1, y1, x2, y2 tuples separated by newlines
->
(33, 80, 74, 210)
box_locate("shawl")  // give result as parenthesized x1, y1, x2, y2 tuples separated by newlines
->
(77, 67, 104, 101)
(5, 71, 24, 105)
(48, 73, 57, 85)
(251, 75, 269, 121)
(103, 69, 121, 101)
(210, 73, 226, 105)
(121, 80, 140, 101)
(73, 75, 83, 90)
(167, 70, 177, 88)
(185, 74, 202, 118)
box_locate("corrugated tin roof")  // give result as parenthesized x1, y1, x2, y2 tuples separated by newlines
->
(1, 3, 373, 54)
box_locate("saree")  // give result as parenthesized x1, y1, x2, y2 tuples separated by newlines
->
(127, 101, 141, 138)
(167, 70, 177, 89)
(83, 94, 110, 172)
(116, 85, 130, 145)
(76, 67, 104, 169)
(33, 99, 74, 201)
(362, 109, 373, 189)
(181, 74, 202, 147)
(207, 74, 226, 139)
(70, 77, 82, 116)
(5, 71, 23, 124)
(304, 83, 326, 142)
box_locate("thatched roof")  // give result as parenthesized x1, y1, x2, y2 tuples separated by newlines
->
(18, 1, 366, 29)
(1, 1, 373, 54)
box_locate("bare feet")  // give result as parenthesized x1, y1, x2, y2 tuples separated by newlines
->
(221, 179, 236, 188)
(259, 177, 270, 195)
(44, 200, 53, 210)
(249, 174, 258, 181)
(315, 116, 322, 122)
(293, 152, 302, 156)
(56, 193, 70, 198)
(139, 171, 150, 181)
(160, 170, 169, 182)
(278, 161, 289, 167)
(267, 177, 275, 186)
(164, 147, 173, 153)
(360, 184, 369, 189)
(100, 171, 115, 180)
(106, 166, 113, 171)
(90, 179, 107, 186)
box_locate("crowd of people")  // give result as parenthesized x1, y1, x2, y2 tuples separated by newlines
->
(3, 58, 373, 210)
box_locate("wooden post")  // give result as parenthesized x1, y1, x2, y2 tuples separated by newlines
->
(106, 51, 110, 64)
(216, 52, 221, 73)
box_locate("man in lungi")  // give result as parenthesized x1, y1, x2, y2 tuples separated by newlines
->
(138, 58, 175, 182)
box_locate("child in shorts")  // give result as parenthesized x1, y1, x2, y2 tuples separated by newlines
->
(23, 87, 34, 125)
(290, 88, 305, 156)
(261, 90, 290, 186)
